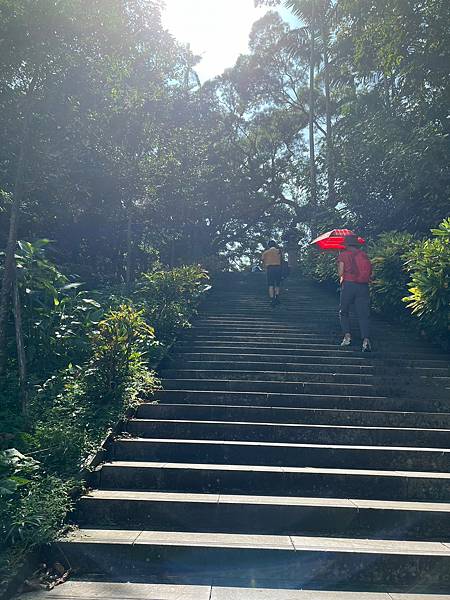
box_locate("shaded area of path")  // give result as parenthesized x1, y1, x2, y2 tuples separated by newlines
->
(27, 274, 450, 598)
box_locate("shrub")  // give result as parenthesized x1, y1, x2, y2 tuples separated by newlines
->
(403, 218, 450, 345)
(368, 232, 414, 315)
(0, 449, 71, 592)
(87, 304, 157, 406)
(136, 264, 209, 341)
(29, 305, 158, 477)
(15, 239, 103, 377)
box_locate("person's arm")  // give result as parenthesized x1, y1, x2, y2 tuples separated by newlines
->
(261, 251, 266, 269)
(337, 260, 345, 285)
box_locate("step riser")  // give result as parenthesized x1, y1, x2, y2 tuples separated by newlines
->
(167, 362, 449, 379)
(98, 466, 450, 502)
(170, 353, 450, 369)
(136, 404, 450, 429)
(53, 541, 450, 589)
(165, 361, 378, 376)
(76, 498, 450, 541)
(152, 390, 450, 413)
(161, 369, 374, 384)
(161, 378, 444, 400)
(161, 378, 373, 396)
(111, 440, 450, 472)
(125, 421, 450, 448)
(175, 343, 448, 361)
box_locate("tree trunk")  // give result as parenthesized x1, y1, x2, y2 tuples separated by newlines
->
(323, 26, 335, 206)
(12, 269, 28, 415)
(0, 107, 30, 376)
(125, 209, 133, 292)
(309, 1, 317, 214)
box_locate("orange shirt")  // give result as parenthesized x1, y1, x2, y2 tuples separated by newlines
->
(262, 247, 282, 267)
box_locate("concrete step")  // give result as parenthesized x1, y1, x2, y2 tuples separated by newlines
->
(160, 369, 374, 385)
(22, 581, 212, 600)
(152, 388, 450, 413)
(175, 340, 450, 362)
(125, 419, 450, 448)
(169, 360, 447, 379)
(161, 377, 374, 397)
(169, 351, 450, 369)
(77, 490, 450, 541)
(166, 360, 377, 376)
(110, 437, 450, 472)
(137, 403, 450, 429)
(96, 461, 450, 502)
(23, 580, 450, 600)
(53, 528, 450, 589)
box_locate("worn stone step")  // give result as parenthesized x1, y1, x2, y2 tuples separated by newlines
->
(110, 438, 450, 472)
(76, 490, 450, 541)
(53, 528, 450, 590)
(125, 419, 450, 448)
(166, 360, 376, 376)
(175, 341, 450, 363)
(170, 360, 448, 379)
(22, 581, 450, 600)
(174, 342, 374, 357)
(181, 335, 347, 347)
(187, 326, 432, 345)
(170, 351, 450, 369)
(161, 377, 374, 396)
(152, 389, 450, 413)
(160, 369, 374, 385)
(23, 581, 212, 600)
(97, 461, 450, 502)
(137, 403, 450, 428)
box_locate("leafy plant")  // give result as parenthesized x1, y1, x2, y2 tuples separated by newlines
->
(368, 232, 414, 315)
(15, 239, 103, 374)
(403, 218, 450, 344)
(136, 264, 210, 341)
(88, 304, 157, 405)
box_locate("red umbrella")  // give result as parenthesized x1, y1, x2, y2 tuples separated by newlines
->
(311, 229, 365, 251)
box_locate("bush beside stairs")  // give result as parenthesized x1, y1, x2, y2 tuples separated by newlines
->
(26, 273, 450, 599)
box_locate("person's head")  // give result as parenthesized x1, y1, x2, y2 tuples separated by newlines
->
(344, 234, 361, 249)
(267, 239, 278, 249)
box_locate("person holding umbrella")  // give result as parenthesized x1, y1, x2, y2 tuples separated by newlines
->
(337, 234, 373, 352)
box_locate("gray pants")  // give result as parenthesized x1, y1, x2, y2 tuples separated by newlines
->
(339, 281, 370, 339)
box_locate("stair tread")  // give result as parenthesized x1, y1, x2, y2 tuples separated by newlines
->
(115, 437, 450, 453)
(103, 460, 450, 479)
(128, 418, 450, 434)
(83, 490, 450, 512)
(148, 403, 450, 418)
(21, 581, 450, 600)
(64, 528, 450, 555)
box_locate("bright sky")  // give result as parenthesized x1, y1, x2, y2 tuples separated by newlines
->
(162, 0, 294, 82)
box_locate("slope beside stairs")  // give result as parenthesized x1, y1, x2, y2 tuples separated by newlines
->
(26, 273, 450, 600)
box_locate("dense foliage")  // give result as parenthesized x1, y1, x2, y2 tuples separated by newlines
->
(404, 218, 450, 342)
(0, 244, 208, 591)
(301, 219, 450, 346)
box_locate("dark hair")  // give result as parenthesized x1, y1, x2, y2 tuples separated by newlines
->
(344, 234, 360, 248)
(267, 240, 278, 249)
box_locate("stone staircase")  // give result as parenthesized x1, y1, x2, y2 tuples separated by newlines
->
(34, 273, 450, 599)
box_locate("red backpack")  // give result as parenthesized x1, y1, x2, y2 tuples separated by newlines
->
(350, 250, 373, 283)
